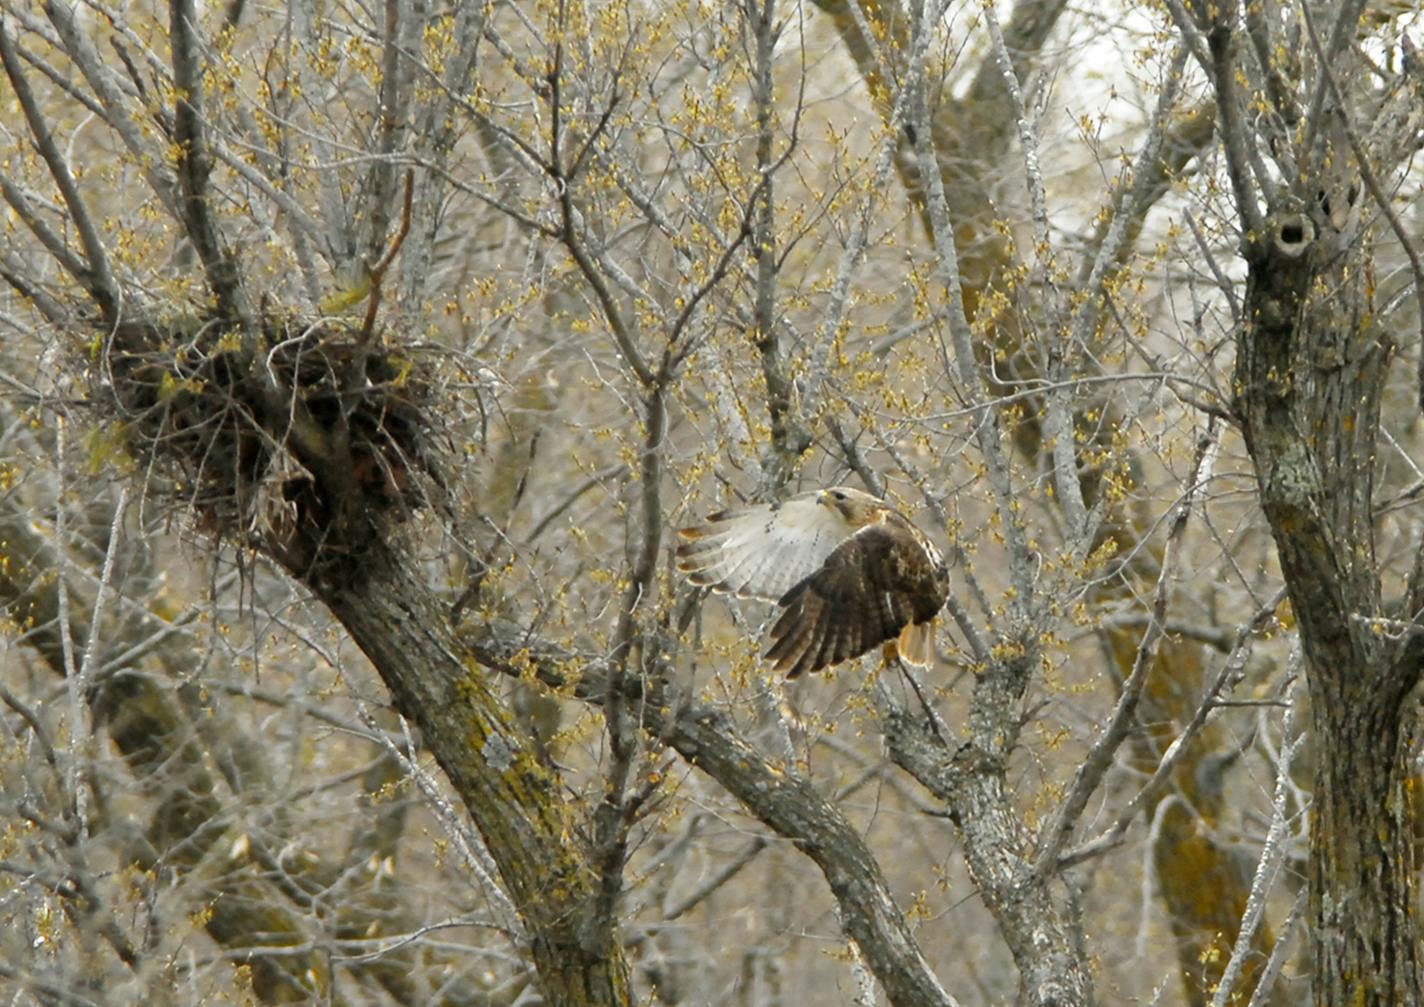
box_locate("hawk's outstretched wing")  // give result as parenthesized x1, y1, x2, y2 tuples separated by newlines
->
(677, 487, 949, 677)
(763, 523, 948, 678)
(675, 492, 849, 602)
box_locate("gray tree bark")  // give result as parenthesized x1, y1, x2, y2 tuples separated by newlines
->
(1235, 207, 1423, 1006)
(1203, 2, 1424, 996)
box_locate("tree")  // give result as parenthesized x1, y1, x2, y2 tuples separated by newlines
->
(1, 1, 1420, 1005)
(1203, 2, 1424, 999)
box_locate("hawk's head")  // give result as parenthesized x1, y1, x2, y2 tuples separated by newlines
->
(817, 486, 888, 528)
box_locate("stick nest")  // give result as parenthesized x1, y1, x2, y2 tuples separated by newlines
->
(95, 313, 444, 582)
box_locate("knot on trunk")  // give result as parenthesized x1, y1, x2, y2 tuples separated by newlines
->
(1270, 212, 1315, 258)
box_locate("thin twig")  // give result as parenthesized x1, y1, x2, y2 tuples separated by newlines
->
(546, 38, 652, 386)
(0, 172, 93, 283)
(39, 1, 180, 214)
(361, 705, 526, 942)
(906, 0, 1038, 623)
(0, 683, 59, 772)
(362, 0, 412, 264)
(523, 462, 628, 545)
(663, 836, 769, 919)
(799, 4, 919, 424)
(53, 419, 88, 840)
(360, 170, 416, 344)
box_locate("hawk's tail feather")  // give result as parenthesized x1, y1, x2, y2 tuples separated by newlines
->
(896, 619, 935, 670)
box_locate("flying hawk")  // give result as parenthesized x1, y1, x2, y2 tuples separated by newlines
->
(676, 487, 949, 678)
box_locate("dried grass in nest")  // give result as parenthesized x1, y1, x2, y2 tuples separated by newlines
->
(96, 313, 444, 582)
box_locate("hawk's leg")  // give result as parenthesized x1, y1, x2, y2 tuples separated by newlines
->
(884, 642, 947, 743)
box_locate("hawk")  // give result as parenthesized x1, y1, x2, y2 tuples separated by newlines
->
(676, 487, 949, 678)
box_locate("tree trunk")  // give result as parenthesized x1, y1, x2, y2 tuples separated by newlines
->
(1311, 692, 1421, 1005)
(310, 546, 634, 1007)
(1235, 209, 1424, 1006)
(884, 713, 1093, 1007)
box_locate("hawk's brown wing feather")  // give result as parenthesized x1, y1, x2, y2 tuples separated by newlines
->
(765, 521, 948, 678)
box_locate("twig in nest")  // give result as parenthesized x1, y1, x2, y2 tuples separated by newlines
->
(361, 169, 416, 345)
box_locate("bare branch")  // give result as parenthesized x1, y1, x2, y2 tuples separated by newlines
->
(1195, 0, 1265, 234)
(904, 0, 1037, 621)
(545, 41, 652, 387)
(1059, 588, 1289, 870)
(1297, 8, 1424, 416)
(1209, 680, 1305, 1007)
(0, 171, 94, 285)
(169, 0, 250, 328)
(0, 17, 120, 322)
(1244, 889, 1307, 1007)
(359, 171, 416, 344)
(36, 1, 180, 215)
(1300, 0, 1371, 155)
(361, 0, 415, 264)
(1034, 420, 1218, 874)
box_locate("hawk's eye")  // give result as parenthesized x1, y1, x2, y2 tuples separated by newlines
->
(832, 490, 846, 500)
